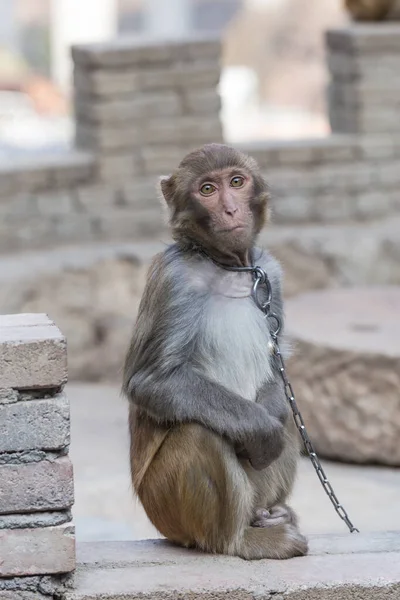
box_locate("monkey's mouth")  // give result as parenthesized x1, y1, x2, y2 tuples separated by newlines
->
(218, 225, 246, 233)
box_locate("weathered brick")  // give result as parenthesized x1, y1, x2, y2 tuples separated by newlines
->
(182, 89, 221, 114)
(120, 179, 160, 208)
(0, 194, 38, 219)
(37, 191, 74, 216)
(74, 67, 142, 97)
(76, 91, 182, 124)
(326, 24, 400, 53)
(356, 191, 393, 220)
(140, 146, 191, 175)
(0, 593, 49, 600)
(72, 36, 220, 68)
(0, 524, 75, 576)
(76, 115, 222, 151)
(72, 38, 175, 68)
(97, 209, 167, 240)
(52, 214, 94, 244)
(0, 457, 74, 514)
(75, 185, 117, 212)
(139, 62, 220, 91)
(96, 154, 143, 183)
(0, 315, 67, 390)
(272, 194, 316, 223)
(48, 151, 95, 187)
(0, 393, 70, 453)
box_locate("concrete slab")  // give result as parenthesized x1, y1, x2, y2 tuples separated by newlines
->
(68, 534, 400, 600)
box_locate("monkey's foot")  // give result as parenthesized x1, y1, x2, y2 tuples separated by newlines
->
(251, 505, 295, 528)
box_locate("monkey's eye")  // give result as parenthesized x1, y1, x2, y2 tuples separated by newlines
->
(200, 183, 216, 196)
(230, 176, 244, 188)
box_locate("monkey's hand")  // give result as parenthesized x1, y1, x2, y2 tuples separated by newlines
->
(238, 416, 285, 471)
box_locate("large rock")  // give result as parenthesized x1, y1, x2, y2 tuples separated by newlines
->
(285, 287, 400, 465)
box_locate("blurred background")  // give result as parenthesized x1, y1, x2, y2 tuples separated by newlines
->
(1, 0, 399, 545)
(0, 0, 346, 154)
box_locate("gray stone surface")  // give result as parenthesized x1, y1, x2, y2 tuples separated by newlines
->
(0, 314, 67, 389)
(0, 456, 74, 514)
(0, 524, 75, 577)
(67, 534, 400, 600)
(285, 287, 400, 464)
(72, 35, 220, 68)
(0, 593, 48, 600)
(0, 393, 70, 453)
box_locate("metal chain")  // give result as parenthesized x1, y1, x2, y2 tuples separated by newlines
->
(206, 254, 359, 533)
(251, 267, 359, 534)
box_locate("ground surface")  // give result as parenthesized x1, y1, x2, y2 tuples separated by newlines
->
(67, 533, 400, 600)
(68, 382, 400, 543)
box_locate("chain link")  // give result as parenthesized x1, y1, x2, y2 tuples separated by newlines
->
(252, 267, 359, 534)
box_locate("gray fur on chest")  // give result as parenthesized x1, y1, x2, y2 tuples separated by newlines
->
(193, 269, 274, 401)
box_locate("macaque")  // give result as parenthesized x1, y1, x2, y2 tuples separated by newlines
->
(123, 144, 307, 559)
(345, 0, 400, 20)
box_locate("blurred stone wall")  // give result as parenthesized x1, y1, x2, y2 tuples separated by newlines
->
(0, 28, 399, 381)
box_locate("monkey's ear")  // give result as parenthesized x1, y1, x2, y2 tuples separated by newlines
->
(158, 175, 174, 207)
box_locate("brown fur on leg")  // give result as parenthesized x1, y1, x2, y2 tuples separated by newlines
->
(131, 411, 307, 559)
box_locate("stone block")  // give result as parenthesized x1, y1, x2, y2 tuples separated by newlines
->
(182, 89, 221, 114)
(52, 214, 94, 244)
(358, 136, 396, 159)
(76, 91, 182, 124)
(96, 209, 167, 241)
(96, 154, 144, 183)
(0, 393, 70, 453)
(356, 190, 393, 220)
(377, 161, 400, 186)
(48, 151, 95, 188)
(272, 194, 316, 224)
(75, 185, 117, 212)
(286, 287, 400, 465)
(37, 192, 74, 216)
(326, 24, 400, 53)
(139, 62, 220, 91)
(0, 593, 48, 600)
(0, 524, 75, 576)
(140, 146, 191, 175)
(141, 116, 223, 145)
(315, 193, 354, 222)
(120, 179, 160, 208)
(0, 194, 38, 219)
(74, 67, 142, 97)
(0, 315, 67, 389)
(0, 457, 74, 514)
(72, 35, 220, 68)
(76, 115, 222, 151)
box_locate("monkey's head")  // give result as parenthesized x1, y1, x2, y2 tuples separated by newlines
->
(160, 144, 270, 260)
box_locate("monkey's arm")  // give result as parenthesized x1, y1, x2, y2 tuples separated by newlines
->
(256, 378, 289, 425)
(123, 248, 284, 469)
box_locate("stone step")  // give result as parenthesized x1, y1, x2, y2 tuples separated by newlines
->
(67, 533, 400, 599)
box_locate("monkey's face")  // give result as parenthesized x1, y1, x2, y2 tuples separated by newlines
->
(190, 167, 255, 252)
(161, 144, 269, 255)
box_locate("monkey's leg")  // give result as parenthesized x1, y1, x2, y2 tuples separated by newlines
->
(135, 423, 307, 560)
